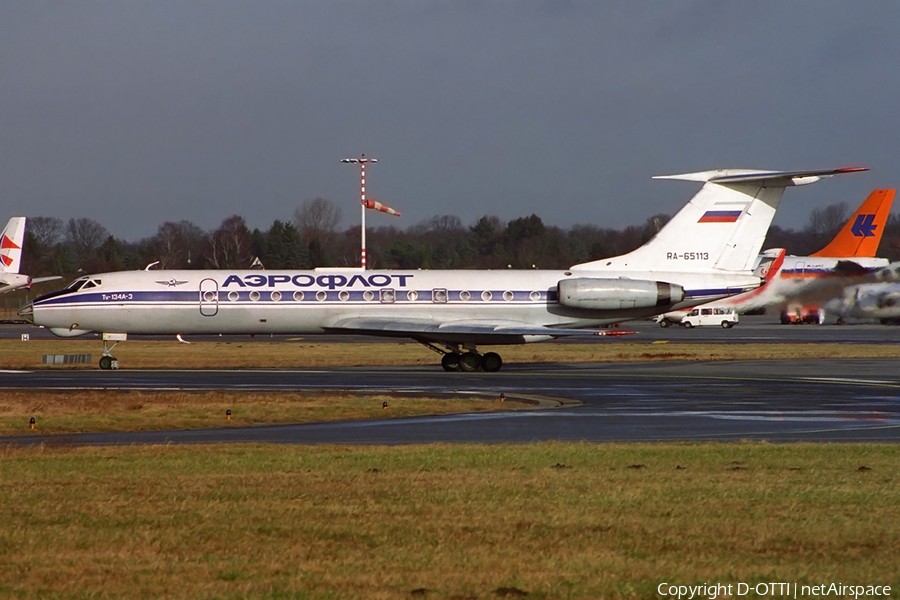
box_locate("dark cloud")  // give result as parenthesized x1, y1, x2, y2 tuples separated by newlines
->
(1, 2, 898, 241)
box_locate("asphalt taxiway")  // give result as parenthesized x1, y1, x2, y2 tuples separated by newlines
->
(2, 358, 899, 445)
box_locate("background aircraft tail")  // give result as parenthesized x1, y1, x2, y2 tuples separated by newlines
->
(0, 217, 25, 274)
(810, 189, 895, 258)
(571, 167, 867, 274)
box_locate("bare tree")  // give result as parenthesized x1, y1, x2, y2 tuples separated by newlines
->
(806, 202, 849, 237)
(293, 198, 343, 246)
(427, 215, 463, 234)
(154, 222, 182, 269)
(206, 215, 251, 269)
(27, 216, 64, 251)
(151, 220, 207, 269)
(65, 218, 109, 264)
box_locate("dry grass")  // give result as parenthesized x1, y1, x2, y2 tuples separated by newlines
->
(0, 390, 524, 436)
(3, 338, 900, 370)
(0, 443, 898, 599)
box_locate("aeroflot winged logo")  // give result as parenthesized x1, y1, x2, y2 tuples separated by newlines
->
(0, 234, 20, 267)
(222, 273, 415, 290)
(851, 214, 877, 238)
(156, 279, 189, 287)
(698, 210, 742, 223)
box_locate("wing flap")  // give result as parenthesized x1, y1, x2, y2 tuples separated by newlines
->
(327, 317, 634, 338)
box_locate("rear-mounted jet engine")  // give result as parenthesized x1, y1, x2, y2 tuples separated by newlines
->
(557, 278, 685, 311)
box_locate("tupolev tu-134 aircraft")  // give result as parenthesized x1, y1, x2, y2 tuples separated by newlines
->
(19, 167, 866, 371)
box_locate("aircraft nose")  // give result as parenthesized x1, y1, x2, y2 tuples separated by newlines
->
(18, 302, 34, 324)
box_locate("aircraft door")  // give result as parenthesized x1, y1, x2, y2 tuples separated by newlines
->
(199, 278, 219, 317)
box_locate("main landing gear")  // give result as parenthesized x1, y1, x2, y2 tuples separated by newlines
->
(421, 341, 503, 372)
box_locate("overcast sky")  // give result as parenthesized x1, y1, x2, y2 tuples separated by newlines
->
(1, 1, 898, 242)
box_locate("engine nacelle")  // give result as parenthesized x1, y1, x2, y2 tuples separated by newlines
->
(557, 278, 685, 311)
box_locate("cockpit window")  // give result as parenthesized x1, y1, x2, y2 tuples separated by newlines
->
(80, 279, 102, 290)
(66, 276, 89, 291)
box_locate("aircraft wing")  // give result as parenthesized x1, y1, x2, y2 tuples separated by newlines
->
(31, 276, 63, 285)
(326, 317, 635, 343)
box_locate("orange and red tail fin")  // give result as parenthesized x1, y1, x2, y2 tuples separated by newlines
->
(811, 189, 895, 258)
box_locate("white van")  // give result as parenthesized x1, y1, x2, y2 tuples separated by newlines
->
(680, 307, 739, 328)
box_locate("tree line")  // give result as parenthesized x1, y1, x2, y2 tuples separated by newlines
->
(20, 198, 900, 281)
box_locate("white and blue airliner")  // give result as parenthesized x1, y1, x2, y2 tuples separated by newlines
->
(19, 167, 865, 371)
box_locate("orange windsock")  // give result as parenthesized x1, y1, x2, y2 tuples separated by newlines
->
(363, 200, 400, 216)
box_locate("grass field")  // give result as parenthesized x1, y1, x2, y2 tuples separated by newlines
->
(3, 338, 900, 370)
(3, 338, 898, 597)
(0, 390, 526, 436)
(1, 443, 898, 599)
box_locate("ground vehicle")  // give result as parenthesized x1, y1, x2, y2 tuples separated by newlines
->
(680, 307, 739, 328)
(780, 306, 825, 324)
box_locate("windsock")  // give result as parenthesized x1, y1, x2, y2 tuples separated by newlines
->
(363, 200, 400, 216)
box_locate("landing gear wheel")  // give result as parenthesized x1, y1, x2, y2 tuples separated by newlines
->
(482, 352, 502, 372)
(458, 352, 482, 372)
(99, 356, 114, 370)
(441, 353, 460, 372)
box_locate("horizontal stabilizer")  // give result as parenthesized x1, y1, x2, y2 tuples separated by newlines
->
(30, 276, 63, 285)
(654, 167, 867, 187)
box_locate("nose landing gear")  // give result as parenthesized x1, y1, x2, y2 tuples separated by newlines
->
(98, 333, 127, 370)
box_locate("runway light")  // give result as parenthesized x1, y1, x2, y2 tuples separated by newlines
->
(29, 417, 35, 429)
(226, 409, 232, 420)
(500, 393, 506, 402)
(382, 402, 388, 410)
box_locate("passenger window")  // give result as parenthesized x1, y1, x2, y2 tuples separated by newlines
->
(380, 288, 395, 303)
(701, 309, 712, 316)
(432, 288, 448, 303)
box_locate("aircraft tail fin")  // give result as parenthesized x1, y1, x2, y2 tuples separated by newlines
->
(571, 167, 867, 274)
(756, 248, 787, 285)
(0, 217, 26, 274)
(810, 189, 895, 258)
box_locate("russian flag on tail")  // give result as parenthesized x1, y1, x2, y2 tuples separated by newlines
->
(698, 210, 742, 223)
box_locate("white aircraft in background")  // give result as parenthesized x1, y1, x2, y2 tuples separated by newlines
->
(654, 188, 894, 326)
(0, 217, 63, 294)
(828, 282, 900, 325)
(20, 167, 865, 371)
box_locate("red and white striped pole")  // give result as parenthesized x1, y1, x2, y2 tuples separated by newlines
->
(342, 155, 399, 269)
(360, 160, 368, 268)
(341, 155, 377, 269)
